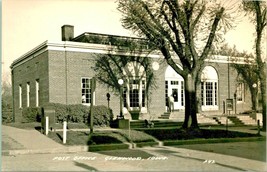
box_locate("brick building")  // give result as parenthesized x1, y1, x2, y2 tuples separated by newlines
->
(11, 25, 253, 122)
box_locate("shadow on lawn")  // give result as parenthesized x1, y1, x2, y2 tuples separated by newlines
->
(139, 128, 261, 140)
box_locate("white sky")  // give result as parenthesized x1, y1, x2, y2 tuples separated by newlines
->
(2, 0, 259, 82)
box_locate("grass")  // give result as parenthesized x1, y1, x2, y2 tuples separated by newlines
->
(137, 128, 260, 141)
(112, 129, 157, 143)
(4, 122, 264, 147)
(4, 122, 41, 129)
(48, 131, 90, 145)
(46, 129, 157, 146)
(4, 122, 88, 130)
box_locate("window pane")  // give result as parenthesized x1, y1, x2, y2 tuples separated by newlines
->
(206, 82, 213, 105)
(81, 78, 91, 104)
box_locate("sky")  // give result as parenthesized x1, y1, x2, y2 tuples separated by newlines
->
(2, 0, 260, 82)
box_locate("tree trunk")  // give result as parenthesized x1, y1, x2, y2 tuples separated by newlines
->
(249, 85, 258, 111)
(255, 13, 266, 130)
(259, 72, 266, 131)
(182, 74, 199, 129)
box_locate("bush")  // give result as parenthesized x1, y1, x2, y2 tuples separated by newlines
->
(22, 107, 42, 123)
(2, 109, 13, 123)
(43, 103, 113, 126)
(90, 105, 113, 126)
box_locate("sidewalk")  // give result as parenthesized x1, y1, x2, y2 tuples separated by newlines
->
(2, 125, 88, 155)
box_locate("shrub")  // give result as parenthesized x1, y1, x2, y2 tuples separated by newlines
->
(89, 105, 113, 126)
(22, 107, 42, 123)
(2, 109, 13, 123)
(43, 103, 113, 126)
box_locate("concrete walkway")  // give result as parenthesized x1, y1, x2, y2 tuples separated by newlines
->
(2, 125, 88, 155)
(2, 125, 266, 171)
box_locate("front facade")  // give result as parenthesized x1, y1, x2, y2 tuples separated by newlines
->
(11, 25, 253, 122)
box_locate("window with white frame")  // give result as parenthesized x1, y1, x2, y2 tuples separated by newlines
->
(27, 82, 30, 107)
(236, 82, 244, 102)
(201, 66, 218, 110)
(19, 85, 22, 108)
(124, 78, 145, 108)
(81, 78, 91, 105)
(122, 62, 146, 109)
(181, 81, 184, 106)
(36, 79, 39, 107)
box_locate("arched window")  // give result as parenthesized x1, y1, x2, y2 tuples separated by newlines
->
(123, 61, 146, 110)
(201, 66, 218, 110)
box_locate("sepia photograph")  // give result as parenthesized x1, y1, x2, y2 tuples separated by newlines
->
(2, 0, 266, 171)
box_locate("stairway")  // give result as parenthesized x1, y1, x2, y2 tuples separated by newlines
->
(212, 117, 222, 125)
(158, 112, 171, 119)
(228, 116, 245, 126)
(236, 115, 257, 126)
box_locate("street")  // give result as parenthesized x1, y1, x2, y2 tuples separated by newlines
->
(2, 146, 266, 171)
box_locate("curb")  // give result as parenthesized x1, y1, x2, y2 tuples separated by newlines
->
(2, 146, 88, 156)
(3, 137, 264, 155)
(163, 136, 265, 146)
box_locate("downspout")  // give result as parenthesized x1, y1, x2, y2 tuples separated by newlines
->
(11, 69, 15, 122)
(64, 42, 68, 105)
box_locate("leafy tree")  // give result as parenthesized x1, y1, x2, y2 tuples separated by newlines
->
(117, 0, 234, 129)
(242, 0, 266, 130)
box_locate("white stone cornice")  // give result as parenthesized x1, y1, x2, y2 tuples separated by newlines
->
(10, 40, 254, 70)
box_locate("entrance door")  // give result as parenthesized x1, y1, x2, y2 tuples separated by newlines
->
(168, 80, 181, 110)
(165, 65, 185, 111)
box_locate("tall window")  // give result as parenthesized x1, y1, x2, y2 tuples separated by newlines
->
(236, 82, 244, 102)
(36, 79, 39, 107)
(27, 82, 30, 107)
(165, 81, 168, 106)
(130, 79, 145, 107)
(81, 78, 91, 105)
(201, 66, 218, 110)
(19, 85, 22, 108)
(181, 81, 184, 106)
(122, 62, 146, 109)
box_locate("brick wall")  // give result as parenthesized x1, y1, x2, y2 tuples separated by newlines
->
(12, 46, 253, 122)
(12, 51, 49, 122)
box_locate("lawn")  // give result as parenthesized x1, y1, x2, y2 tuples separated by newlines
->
(4, 122, 264, 147)
(137, 127, 261, 141)
(47, 129, 157, 146)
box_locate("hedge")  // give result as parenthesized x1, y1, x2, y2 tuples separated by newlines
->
(22, 107, 42, 123)
(43, 103, 113, 126)
(20, 103, 113, 126)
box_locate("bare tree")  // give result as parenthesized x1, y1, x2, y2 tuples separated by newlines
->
(242, 0, 266, 130)
(217, 43, 259, 111)
(117, 0, 235, 129)
(2, 78, 13, 123)
(93, 41, 156, 112)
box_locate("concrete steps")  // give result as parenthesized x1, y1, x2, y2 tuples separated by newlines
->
(197, 114, 218, 125)
(158, 112, 171, 119)
(236, 115, 257, 126)
(212, 116, 234, 125)
(227, 116, 244, 126)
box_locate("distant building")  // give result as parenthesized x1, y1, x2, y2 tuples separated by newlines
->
(11, 25, 253, 122)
